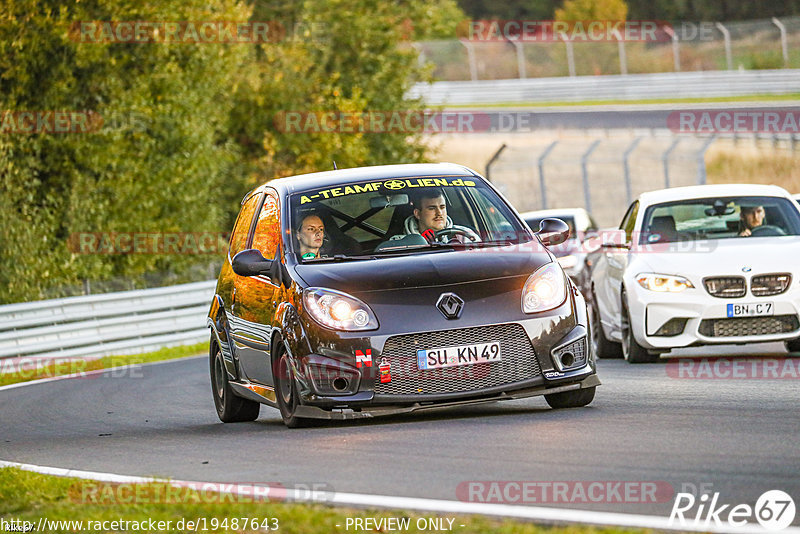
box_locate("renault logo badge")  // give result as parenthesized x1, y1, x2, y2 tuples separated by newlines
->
(436, 293, 464, 320)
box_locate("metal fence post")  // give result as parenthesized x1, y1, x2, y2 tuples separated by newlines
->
(485, 143, 507, 183)
(715, 23, 733, 70)
(697, 136, 717, 185)
(537, 141, 559, 209)
(623, 137, 643, 204)
(411, 43, 426, 69)
(460, 40, 478, 81)
(615, 30, 627, 75)
(563, 37, 576, 77)
(772, 18, 790, 67)
(662, 137, 681, 188)
(581, 140, 601, 213)
(664, 25, 680, 72)
(511, 40, 526, 79)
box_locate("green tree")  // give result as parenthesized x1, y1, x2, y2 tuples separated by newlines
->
(555, 0, 628, 21)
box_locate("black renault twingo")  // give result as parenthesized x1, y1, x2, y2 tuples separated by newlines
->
(208, 163, 599, 427)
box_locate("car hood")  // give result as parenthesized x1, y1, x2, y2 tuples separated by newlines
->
(631, 236, 800, 280)
(293, 245, 552, 294)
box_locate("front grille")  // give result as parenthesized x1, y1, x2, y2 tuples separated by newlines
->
(704, 276, 746, 298)
(698, 315, 800, 337)
(751, 273, 792, 297)
(374, 324, 541, 396)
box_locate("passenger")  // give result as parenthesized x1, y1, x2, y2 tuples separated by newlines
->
(296, 212, 325, 259)
(738, 205, 765, 237)
(393, 187, 480, 243)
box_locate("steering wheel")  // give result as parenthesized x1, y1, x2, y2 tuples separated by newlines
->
(750, 225, 786, 237)
(434, 228, 477, 243)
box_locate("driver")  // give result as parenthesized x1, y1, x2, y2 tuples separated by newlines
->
(392, 187, 480, 243)
(296, 212, 326, 259)
(738, 205, 765, 237)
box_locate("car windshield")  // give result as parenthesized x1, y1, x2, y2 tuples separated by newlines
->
(639, 196, 800, 244)
(289, 175, 532, 260)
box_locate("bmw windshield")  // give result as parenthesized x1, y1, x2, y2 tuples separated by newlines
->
(640, 196, 800, 244)
(289, 176, 532, 260)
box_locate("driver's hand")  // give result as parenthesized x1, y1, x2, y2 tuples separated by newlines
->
(739, 228, 751, 237)
(421, 228, 436, 243)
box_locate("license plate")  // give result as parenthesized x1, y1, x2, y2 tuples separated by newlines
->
(417, 342, 501, 371)
(726, 302, 774, 317)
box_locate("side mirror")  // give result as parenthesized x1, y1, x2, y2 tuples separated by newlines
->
(595, 228, 630, 250)
(232, 246, 290, 287)
(536, 218, 570, 247)
(232, 249, 272, 277)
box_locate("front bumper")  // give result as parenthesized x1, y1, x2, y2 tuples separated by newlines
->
(284, 374, 601, 421)
(291, 288, 597, 411)
(627, 282, 800, 350)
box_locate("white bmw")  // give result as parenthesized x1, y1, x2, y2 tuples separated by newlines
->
(589, 184, 800, 363)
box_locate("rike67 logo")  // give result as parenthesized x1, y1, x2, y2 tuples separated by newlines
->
(669, 490, 796, 531)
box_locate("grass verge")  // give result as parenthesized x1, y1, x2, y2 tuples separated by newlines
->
(442, 93, 800, 108)
(0, 342, 209, 388)
(0, 468, 651, 534)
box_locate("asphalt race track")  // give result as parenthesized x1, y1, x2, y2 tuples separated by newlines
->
(2, 344, 799, 525)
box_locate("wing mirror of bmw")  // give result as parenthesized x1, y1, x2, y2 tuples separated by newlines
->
(232, 247, 290, 287)
(598, 229, 631, 249)
(536, 218, 570, 246)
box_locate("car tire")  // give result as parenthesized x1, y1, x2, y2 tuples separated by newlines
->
(273, 342, 315, 429)
(620, 291, 660, 364)
(589, 296, 622, 359)
(786, 338, 800, 354)
(210, 341, 260, 423)
(545, 386, 596, 409)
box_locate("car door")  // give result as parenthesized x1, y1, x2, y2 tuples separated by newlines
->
(595, 201, 638, 337)
(231, 190, 282, 386)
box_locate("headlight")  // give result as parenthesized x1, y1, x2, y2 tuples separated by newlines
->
(557, 254, 578, 270)
(522, 262, 567, 314)
(303, 288, 379, 331)
(636, 273, 694, 293)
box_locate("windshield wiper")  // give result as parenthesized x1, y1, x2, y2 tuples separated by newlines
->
(303, 254, 377, 263)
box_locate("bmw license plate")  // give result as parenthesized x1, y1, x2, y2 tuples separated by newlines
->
(727, 302, 774, 317)
(417, 342, 501, 371)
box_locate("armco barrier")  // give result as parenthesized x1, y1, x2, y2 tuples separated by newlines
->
(407, 69, 800, 105)
(0, 280, 215, 363)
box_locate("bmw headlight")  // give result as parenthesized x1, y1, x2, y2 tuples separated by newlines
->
(522, 262, 567, 313)
(303, 288, 379, 331)
(636, 273, 694, 293)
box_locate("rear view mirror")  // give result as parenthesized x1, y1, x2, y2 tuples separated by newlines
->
(369, 194, 409, 209)
(704, 199, 735, 216)
(536, 218, 570, 247)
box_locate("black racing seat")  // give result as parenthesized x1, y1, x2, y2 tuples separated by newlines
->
(385, 203, 414, 239)
(648, 215, 677, 243)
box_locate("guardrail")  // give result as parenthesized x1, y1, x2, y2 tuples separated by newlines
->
(408, 68, 800, 105)
(0, 280, 215, 363)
